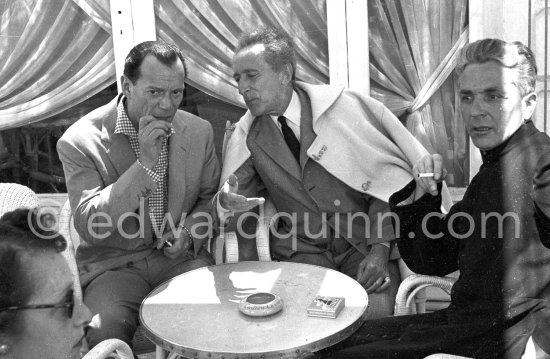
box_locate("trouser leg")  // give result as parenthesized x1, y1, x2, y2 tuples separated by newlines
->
(84, 264, 151, 348)
(149, 247, 214, 286)
(339, 250, 400, 319)
(533, 307, 550, 355)
(279, 251, 337, 270)
(320, 311, 452, 359)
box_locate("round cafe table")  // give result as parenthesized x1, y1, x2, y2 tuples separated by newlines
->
(140, 261, 368, 359)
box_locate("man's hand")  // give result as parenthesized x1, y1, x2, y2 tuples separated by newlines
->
(357, 243, 391, 293)
(156, 228, 192, 259)
(138, 115, 172, 169)
(219, 174, 265, 212)
(412, 154, 447, 197)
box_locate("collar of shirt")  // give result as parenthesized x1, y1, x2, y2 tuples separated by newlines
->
(114, 96, 175, 139)
(270, 90, 301, 140)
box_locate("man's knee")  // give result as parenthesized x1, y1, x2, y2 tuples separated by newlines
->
(83, 269, 149, 348)
(365, 264, 399, 319)
(86, 304, 138, 348)
(366, 290, 395, 319)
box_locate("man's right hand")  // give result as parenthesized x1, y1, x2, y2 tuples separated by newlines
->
(412, 154, 447, 198)
(138, 116, 172, 169)
(219, 174, 265, 212)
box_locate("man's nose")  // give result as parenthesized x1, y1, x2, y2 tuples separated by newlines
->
(238, 79, 249, 95)
(470, 97, 485, 116)
(76, 302, 94, 328)
(159, 93, 173, 110)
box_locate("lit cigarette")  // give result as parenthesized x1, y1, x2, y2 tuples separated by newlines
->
(163, 240, 173, 248)
(417, 173, 435, 178)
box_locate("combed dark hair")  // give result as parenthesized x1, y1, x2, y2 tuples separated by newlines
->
(236, 26, 297, 80)
(455, 39, 537, 96)
(0, 208, 66, 339)
(123, 40, 188, 83)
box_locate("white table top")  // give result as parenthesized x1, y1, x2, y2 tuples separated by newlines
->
(140, 261, 368, 358)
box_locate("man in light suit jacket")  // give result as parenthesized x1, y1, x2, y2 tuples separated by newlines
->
(57, 41, 220, 348)
(217, 27, 436, 318)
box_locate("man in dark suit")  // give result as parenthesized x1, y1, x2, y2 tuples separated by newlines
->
(57, 41, 220, 348)
(216, 26, 436, 318)
(321, 39, 550, 358)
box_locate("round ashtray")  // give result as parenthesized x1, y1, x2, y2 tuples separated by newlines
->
(239, 292, 283, 317)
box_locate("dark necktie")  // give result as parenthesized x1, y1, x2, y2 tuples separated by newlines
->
(278, 116, 300, 163)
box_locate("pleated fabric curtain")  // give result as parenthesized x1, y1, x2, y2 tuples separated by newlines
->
(368, 0, 469, 186)
(0, 0, 115, 130)
(153, 0, 329, 107)
(0, 0, 468, 185)
(155, 0, 469, 185)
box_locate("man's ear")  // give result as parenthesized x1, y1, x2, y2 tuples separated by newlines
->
(522, 92, 537, 121)
(121, 75, 132, 97)
(279, 63, 293, 85)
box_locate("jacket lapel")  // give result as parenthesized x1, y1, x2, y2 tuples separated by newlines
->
(167, 117, 189, 224)
(251, 115, 301, 181)
(295, 86, 316, 168)
(101, 96, 136, 177)
(294, 81, 344, 130)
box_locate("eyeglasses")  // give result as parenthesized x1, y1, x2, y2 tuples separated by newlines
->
(0, 289, 74, 318)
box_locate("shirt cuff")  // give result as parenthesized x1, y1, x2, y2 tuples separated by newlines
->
(137, 159, 161, 183)
(375, 241, 391, 248)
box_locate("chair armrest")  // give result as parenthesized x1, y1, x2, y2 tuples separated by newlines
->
(255, 198, 276, 261)
(83, 339, 133, 359)
(211, 198, 277, 264)
(394, 274, 456, 316)
(423, 354, 472, 359)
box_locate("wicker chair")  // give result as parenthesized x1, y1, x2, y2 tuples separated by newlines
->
(0, 182, 39, 217)
(58, 200, 155, 355)
(82, 339, 133, 359)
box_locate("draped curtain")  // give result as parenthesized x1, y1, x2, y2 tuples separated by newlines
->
(368, 0, 469, 185)
(0, 0, 115, 130)
(159, 0, 468, 185)
(0, 0, 468, 185)
(154, 0, 328, 107)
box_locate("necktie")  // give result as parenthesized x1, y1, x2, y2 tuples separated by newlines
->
(278, 116, 300, 163)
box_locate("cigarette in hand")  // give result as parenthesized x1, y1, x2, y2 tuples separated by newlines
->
(417, 173, 435, 178)
(162, 239, 174, 248)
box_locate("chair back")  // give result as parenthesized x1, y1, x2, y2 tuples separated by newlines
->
(222, 120, 236, 163)
(0, 183, 39, 217)
(58, 200, 83, 300)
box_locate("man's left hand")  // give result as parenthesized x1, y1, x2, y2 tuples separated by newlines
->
(156, 229, 192, 259)
(356, 243, 391, 293)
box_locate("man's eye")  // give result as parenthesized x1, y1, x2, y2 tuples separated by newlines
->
(460, 95, 473, 103)
(486, 94, 501, 101)
(149, 90, 159, 95)
(173, 90, 183, 96)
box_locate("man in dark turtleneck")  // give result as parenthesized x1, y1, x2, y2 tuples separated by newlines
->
(322, 39, 550, 358)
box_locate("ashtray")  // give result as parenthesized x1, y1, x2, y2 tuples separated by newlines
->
(238, 292, 283, 317)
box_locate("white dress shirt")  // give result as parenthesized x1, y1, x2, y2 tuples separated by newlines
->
(270, 90, 301, 140)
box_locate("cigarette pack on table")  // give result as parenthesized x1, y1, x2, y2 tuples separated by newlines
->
(306, 296, 345, 318)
